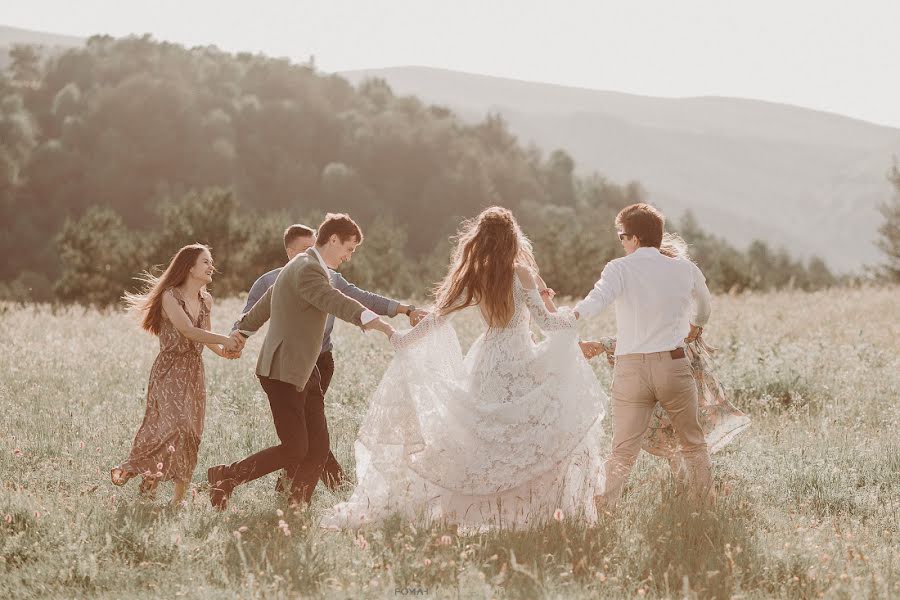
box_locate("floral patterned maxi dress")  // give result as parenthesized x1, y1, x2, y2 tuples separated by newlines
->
(594, 336, 750, 459)
(643, 337, 750, 458)
(118, 288, 210, 483)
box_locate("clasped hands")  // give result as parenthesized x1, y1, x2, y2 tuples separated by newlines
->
(579, 339, 616, 365)
(364, 307, 428, 340)
(221, 331, 245, 359)
(220, 309, 427, 359)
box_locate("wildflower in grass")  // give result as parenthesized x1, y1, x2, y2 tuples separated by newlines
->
(356, 534, 369, 550)
(79, 441, 85, 449)
(553, 508, 564, 522)
(423, 558, 432, 566)
(277, 519, 291, 536)
(12, 448, 22, 457)
(440, 535, 452, 546)
(276, 508, 284, 517)
(233, 530, 242, 539)
(4, 514, 11, 524)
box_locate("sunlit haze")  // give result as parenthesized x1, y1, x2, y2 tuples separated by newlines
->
(4, 0, 900, 127)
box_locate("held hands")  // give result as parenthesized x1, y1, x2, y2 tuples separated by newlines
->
(685, 324, 703, 343)
(580, 339, 616, 366)
(363, 317, 396, 338)
(222, 332, 244, 353)
(222, 348, 242, 360)
(579, 341, 605, 360)
(408, 309, 428, 327)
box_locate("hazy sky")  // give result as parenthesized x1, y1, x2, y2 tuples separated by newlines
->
(4, 0, 899, 127)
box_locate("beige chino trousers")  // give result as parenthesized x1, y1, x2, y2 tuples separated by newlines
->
(601, 350, 713, 508)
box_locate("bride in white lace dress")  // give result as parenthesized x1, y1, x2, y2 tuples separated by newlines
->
(321, 207, 607, 531)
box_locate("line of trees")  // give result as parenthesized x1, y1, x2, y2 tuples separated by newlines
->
(875, 163, 900, 282)
(0, 34, 867, 306)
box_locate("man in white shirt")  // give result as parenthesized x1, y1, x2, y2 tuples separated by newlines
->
(574, 203, 713, 510)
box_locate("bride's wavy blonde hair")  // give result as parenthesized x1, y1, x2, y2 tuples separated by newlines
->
(435, 206, 536, 328)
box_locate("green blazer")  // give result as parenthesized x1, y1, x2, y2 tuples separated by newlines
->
(236, 251, 366, 390)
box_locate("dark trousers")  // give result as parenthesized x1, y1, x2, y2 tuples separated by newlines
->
(273, 351, 346, 494)
(316, 351, 347, 489)
(226, 368, 328, 505)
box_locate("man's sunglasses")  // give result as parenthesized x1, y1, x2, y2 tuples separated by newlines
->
(617, 231, 635, 241)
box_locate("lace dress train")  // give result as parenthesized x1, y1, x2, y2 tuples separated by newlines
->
(321, 279, 608, 531)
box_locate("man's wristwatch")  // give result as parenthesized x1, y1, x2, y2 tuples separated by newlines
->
(404, 305, 417, 317)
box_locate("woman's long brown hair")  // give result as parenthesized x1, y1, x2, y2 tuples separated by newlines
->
(123, 244, 209, 335)
(659, 232, 691, 260)
(434, 206, 536, 328)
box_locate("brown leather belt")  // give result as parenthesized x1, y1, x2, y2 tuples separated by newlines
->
(670, 348, 686, 359)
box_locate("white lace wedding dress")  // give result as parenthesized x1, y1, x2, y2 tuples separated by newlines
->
(321, 277, 608, 531)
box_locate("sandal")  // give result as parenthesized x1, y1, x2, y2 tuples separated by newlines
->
(110, 467, 134, 487)
(139, 476, 159, 500)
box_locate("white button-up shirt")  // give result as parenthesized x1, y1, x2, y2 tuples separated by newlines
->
(309, 247, 378, 326)
(574, 247, 712, 355)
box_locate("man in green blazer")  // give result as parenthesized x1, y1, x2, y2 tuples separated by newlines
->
(208, 213, 394, 509)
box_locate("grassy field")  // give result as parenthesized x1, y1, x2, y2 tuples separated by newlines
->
(1, 286, 897, 599)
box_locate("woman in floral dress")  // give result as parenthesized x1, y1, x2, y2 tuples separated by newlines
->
(111, 244, 241, 505)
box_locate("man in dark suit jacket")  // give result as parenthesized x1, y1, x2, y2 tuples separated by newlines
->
(208, 214, 394, 509)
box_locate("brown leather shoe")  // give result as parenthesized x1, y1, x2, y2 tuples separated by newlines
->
(207, 465, 235, 511)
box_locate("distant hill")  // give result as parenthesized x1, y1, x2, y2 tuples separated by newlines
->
(0, 25, 84, 70)
(342, 67, 900, 271)
(1, 24, 894, 271)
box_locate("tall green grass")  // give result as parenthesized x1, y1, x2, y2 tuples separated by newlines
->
(0, 286, 897, 598)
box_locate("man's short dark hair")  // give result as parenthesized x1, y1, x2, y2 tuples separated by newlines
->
(316, 213, 363, 246)
(615, 203, 665, 249)
(283, 224, 315, 250)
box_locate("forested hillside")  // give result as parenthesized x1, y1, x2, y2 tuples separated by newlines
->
(0, 35, 834, 303)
